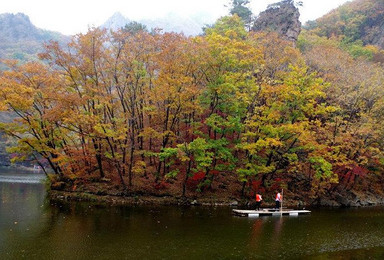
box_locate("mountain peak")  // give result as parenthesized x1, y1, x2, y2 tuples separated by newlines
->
(110, 12, 126, 20)
(103, 12, 131, 30)
(0, 12, 31, 22)
(0, 12, 39, 41)
(0, 12, 69, 61)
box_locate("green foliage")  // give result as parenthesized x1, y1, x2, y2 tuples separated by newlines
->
(1, 16, 383, 202)
(305, 0, 384, 53)
(298, 30, 377, 60)
(121, 21, 148, 34)
(158, 148, 179, 162)
(229, 0, 253, 27)
(186, 138, 214, 171)
(204, 15, 247, 39)
(309, 156, 333, 179)
(340, 40, 375, 59)
(165, 169, 179, 179)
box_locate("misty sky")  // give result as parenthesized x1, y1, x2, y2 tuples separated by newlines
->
(1, 0, 351, 35)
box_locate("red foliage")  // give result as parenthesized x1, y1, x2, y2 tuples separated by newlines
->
(270, 178, 283, 191)
(251, 180, 262, 190)
(210, 170, 220, 175)
(251, 180, 266, 193)
(351, 165, 369, 177)
(335, 164, 369, 178)
(153, 181, 169, 190)
(186, 171, 206, 189)
(334, 164, 370, 189)
(191, 171, 205, 181)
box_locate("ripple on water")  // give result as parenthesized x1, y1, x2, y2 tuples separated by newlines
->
(0, 175, 46, 184)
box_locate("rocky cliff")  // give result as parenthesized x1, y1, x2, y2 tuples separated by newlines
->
(252, 0, 301, 42)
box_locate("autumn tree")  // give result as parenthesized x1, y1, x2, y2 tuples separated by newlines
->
(0, 15, 383, 204)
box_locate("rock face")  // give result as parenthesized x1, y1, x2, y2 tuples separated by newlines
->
(252, 0, 301, 42)
(318, 190, 384, 207)
(362, 20, 384, 49)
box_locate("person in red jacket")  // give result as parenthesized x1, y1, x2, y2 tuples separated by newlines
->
(255, 193, 263, 211)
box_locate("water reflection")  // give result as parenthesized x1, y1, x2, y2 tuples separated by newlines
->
(270, 217, 283, 256)
(244, 208, 384, 259)
(247, 216, 285, 258)
(1, 170, 384, 259)
(0, 181, 47, 258)
(249, 218, 264, 252)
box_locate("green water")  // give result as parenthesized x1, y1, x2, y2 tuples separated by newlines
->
(1, 171, 384, 259)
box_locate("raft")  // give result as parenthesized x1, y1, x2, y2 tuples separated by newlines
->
(232, 208, 311, 217)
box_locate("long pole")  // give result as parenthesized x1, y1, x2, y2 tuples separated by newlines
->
(280, 188, 283, 216)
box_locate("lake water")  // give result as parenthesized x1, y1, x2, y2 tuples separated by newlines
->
(1, 169, 384, 259)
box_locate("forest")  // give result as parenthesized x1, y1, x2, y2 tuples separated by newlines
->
(0, 1, 383, 206)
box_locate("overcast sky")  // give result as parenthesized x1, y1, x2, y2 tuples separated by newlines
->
(1, 0, 351, 35)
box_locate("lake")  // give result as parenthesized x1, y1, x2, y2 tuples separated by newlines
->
(1, 169, 384, 259)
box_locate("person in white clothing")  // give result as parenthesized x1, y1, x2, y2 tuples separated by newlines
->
(275, 192, 282, 209)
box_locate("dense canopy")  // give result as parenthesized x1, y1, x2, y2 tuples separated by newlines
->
(0, 14, 383, 204)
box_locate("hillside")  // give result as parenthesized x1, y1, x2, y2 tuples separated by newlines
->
(0, 13, 69, 62)
(305, 0, 384, 48)
(0, 13, 69, 166)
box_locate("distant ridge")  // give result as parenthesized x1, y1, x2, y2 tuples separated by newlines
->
(0, 13, 69, 62)
(101, 12, 213, 36)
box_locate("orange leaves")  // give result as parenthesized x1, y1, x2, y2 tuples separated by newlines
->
(0, 21, 382, 198)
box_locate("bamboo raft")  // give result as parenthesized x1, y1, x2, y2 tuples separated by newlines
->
(232, 208, 311, 217)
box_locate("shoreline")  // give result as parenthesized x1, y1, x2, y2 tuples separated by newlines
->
(48, 189, 384, 208)
(48, 190, 243, 207)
